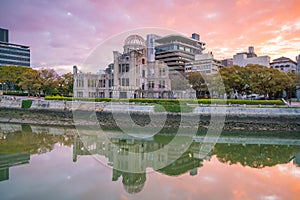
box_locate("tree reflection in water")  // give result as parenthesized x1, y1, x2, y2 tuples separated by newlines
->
(0, 124, 74, 155)
(1, 123, 300, 194)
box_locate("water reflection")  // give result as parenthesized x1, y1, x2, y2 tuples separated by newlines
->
(0, 153, 29, 181)
(0, 123, 74, 183)
(1, 123, 300, 195)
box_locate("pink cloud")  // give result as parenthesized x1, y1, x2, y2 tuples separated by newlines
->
(0, 0, 299, 72)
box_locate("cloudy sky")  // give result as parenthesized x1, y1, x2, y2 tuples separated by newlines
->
(1, 0, 300, 74)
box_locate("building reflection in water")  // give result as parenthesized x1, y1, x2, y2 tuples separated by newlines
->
(73, 132, 206, 194)
(293, 152, 300, 167)
(0, 153, 30, 182)
(0, 123, 75, 182)
(73, 130, 300, 193)
(1, 123, 300, 194)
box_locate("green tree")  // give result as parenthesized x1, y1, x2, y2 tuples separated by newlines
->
(220, 65, 249, 95)
(205, 73, 226, 98)
(287, 71, 300, 98)
(18, 69, 42, 96)
(56, 72, 74, 96)
(246, 64, 293, 98)
(0, 66, 31, 91)
(186, 72, 207, 98)
(170, 73, 190, 91)
(220, 64, 293, 99)
(39, 68, 59, 96)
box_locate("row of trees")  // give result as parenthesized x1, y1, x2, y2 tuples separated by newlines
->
(0, 66, 73, 96)
(1, 64, 299, 99)
(187, 64, 299, 99)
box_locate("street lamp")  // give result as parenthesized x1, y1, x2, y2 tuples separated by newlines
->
(0, 82, 2, 96)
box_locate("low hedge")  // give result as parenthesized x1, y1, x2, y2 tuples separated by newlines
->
(44, 96, 284, 106)
(21, 100, 33, 108)
(44, 96, 112, 102)
(225, 99, 284, 105)
(154, 104, 194, 113)
(4, 91, 29, 96)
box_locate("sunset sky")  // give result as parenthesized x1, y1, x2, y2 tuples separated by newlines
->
(1, 0, 300, 73)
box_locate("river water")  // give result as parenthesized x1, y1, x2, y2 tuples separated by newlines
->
(0, 123, 300, 200)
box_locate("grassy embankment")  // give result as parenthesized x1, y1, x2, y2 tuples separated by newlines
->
(43, 96, 285, 113)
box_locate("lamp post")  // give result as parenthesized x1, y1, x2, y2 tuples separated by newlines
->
(0, 82, 5, 94)
(0, 82, 2, 96)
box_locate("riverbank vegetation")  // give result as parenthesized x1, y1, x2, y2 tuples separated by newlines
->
(186, 64, 297, 99)
(44, 96, 284, 105)
(0, 66, 73, 97)
(1, 64, 299, 100)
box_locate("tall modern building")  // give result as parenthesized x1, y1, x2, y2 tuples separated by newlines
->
(0, 28, 30, 67)
(146, 34, 161, 62)
(155, 33, 205, 72)
(0, 28, 9, 43)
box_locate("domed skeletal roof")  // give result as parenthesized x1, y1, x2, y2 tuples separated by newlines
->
(124, 35, 145, 46)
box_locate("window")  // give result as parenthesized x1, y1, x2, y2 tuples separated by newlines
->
(148, 81, 154, 89)
(150, 68, 155, 76)
(77, 92, 83, 97)
(172, 45, 178, 50)
(125, 64, 129, 72)
(88, 79, 97, 88)
(76, 79, 84, 87)
(118, 64, 122, 73)
(99, 80, 105, 88)
(142, 70, 145, 78)
(159, 80, 165, 88)
(159, 68, 166, 76)
(109, 79, 114, 87)
(89, 92, 96, 98)
(119, 92, 127, 98)
(119, 78, 129, 86)
(119, 64, 129, 73)
(142, 58, 145, 64)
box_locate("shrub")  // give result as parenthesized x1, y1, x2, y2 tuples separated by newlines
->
(154, 104, 194, 113)
(226, 99, 284, 105)
(44, 96, 112, 102)
(21, 100, 33, 108)
(4, 91, 29, 96)
(44, 96, 284, 106)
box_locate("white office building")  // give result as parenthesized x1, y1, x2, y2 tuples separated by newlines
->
(185, 52, 223, 74)
(233, 46, 270, 67)
(270, 56, 297, 74)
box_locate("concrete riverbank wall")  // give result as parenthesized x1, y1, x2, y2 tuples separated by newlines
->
(1, 97, 300, 115)
(1, 97, 300, 131)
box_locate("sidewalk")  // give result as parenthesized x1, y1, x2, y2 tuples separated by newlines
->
(291, 102, 300, 107)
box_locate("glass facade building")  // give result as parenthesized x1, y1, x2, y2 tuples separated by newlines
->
(155, 34, 205, 72)
(0, 28, 9, 43)
(0, 42, 30, 67)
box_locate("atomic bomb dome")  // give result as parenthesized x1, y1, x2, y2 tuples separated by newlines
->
(123, 35, 145, 53)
